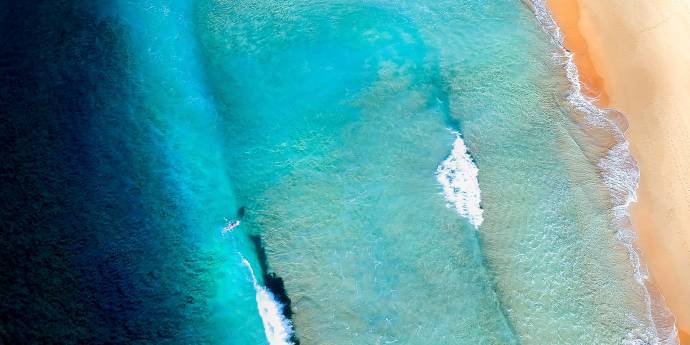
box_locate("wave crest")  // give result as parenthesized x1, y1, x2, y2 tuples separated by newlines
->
(436, 130, 484, 228)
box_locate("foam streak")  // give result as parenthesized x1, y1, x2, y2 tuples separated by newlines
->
(241, 257, 295, 345)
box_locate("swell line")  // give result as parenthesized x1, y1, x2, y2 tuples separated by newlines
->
(436, 128, 520, 344)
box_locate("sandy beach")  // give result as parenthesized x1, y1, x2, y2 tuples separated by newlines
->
(547, 0, 690, 343)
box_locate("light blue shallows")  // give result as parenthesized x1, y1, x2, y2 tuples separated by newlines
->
(108, 0, 659, 344)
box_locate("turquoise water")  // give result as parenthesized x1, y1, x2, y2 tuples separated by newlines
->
(87, 0, 669, 343)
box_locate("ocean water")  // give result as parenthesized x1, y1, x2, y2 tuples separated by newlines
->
(0, 0, 675, 344)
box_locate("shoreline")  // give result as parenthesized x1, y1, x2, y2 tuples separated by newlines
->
(545, 0, 690, 343)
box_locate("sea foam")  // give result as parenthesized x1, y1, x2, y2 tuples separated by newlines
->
(437, 130, 483, 228)
(528, 1, 679, 344)
(241, 257, 295, 345)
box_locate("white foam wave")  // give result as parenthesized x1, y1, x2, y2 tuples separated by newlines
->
(599, 141, 640, 224)
(241, 257, 295, 345)
(527, 1, 679, 344)
(436, 130, 483, 228)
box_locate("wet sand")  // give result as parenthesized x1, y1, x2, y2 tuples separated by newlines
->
(547, 0, 690, 343)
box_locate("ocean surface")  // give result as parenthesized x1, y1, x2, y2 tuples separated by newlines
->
(0, 0, 676, 344)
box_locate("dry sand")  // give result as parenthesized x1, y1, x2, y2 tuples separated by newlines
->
(547, 0, 690, 343)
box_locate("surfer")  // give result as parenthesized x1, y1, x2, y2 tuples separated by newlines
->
(223, 219, 240, 233)
(222, 206, 246, 233)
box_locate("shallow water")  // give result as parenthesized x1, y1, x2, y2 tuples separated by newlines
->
(190, 0, 656, 343)
(1, 0, 670, 344)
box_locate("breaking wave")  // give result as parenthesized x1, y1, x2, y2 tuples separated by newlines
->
(241, 257, 295, 345)
(436, 130, 484, 228)
(527, 1, 679, 344)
